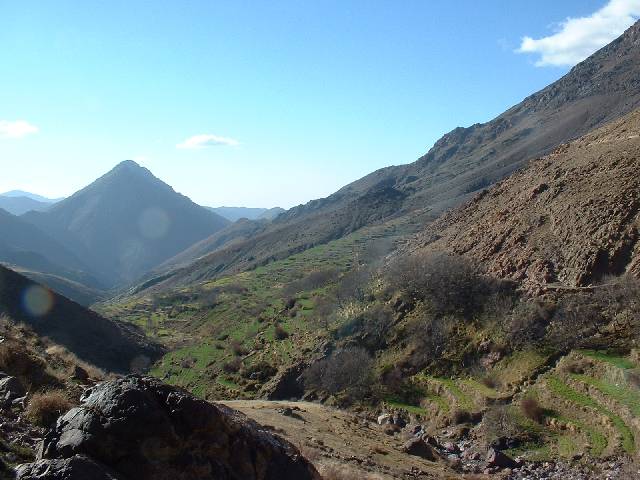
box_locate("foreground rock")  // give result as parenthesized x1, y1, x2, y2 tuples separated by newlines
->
(17, 376, 320, 480)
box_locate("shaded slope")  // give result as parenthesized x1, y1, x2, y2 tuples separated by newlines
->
(138, 21, 640, 293)
(0, 209, 104, 300)
(0, 264, 163, 372)
(22, 160, 230, 287)
(411, 108, 640, 293)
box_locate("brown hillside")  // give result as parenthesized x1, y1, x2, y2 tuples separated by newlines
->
(139, 21, 640, 294)
(411, 109, 640, 293)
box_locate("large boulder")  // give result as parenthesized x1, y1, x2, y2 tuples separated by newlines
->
(0, 375, 26, 407)
(18, 376, 320, 480)
(17, 455, 124, 480)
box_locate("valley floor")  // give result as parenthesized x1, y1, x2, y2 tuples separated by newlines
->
(221, 400, 460, 479)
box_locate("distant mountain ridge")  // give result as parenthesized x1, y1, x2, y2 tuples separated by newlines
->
(21, 160, 230, 287)
(133, 21, 640, 293)
(208, 206, 285, 222)
(0, 190, 60, 215)
(1, 190, 62, 202)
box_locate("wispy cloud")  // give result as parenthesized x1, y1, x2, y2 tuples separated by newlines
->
(177, 134, 240, 149)
(517, 0, 640, 67)
(0, 120, 39, 138)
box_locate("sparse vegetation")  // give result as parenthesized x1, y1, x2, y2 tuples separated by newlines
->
(25, 390, 75, 427)
(304, 347, 373, 400)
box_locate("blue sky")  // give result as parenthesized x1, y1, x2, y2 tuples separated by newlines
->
(1, 1, 638, 208)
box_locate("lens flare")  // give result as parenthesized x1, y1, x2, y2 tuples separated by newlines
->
(138, 208, 170, 239)
(22, 285, 54, 317)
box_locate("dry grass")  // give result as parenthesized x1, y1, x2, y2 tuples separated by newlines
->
(25, 390, 75, 427)
(44, 344, 106, 380)
(319, 463, 382, 480)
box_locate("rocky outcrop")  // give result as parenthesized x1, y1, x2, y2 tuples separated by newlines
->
(412, 108, 640, 294)
(260, 362, 307, 400)
(17, 455, 124, 480)
(17, 376, 319, 480)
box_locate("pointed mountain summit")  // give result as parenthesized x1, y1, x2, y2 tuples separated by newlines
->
(22, 160, 230, 286)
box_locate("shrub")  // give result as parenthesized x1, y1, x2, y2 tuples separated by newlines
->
(335, 268, 373, 307)
(627, 371, 640, 390)
(303, 347, 373, 399)
(274, 324, 289, 340)
(560, 358, 590, 375)
(222, 357, 242, 373)
(336, 305, 393, 351)
(409, 314, 456, 369)
(546, 295, 604, 350)
(25, 390, 74, 427)
(385, 251, 491, 317)
(482, 405, 532, 450)
(311, 296, 337, 330)
(481, 376, 498, 389)
(506, 300, 553, 349)
(283, 268, 338, 296)
(241, 361, 277, 381)
(451, 409, 472, 425)
(230, 340, 248, 356)
(520, 397, 544, 423)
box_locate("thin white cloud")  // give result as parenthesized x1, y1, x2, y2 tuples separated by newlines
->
(0, 120, 39, 138)
(177, 134, 240, 149)
(517, 0, 640, 67)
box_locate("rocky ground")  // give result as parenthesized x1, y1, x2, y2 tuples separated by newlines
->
(223, 400, 640, 480)
(412, 108, 640, 294)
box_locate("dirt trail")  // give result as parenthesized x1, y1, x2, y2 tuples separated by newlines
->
(221, 400, 477, 479)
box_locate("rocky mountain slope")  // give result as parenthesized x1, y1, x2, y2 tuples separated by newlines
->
(411, 108, 640, 293)
(136, 20, 640, 294)
(0, 265, 162, 372)
(21, 160, 230, 287)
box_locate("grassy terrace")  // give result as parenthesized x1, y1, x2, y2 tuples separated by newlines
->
(547, 375, 635, 454)
(101, 221, 409, 398)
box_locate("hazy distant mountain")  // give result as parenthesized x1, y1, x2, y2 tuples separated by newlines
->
(1, 190, 62, 202)
(22, 160, 230, 286)
(257, 207, 285, 220)
(0, 196, 52, 215)
(208, 206, 284, 222)
(0, 190, 61, 215)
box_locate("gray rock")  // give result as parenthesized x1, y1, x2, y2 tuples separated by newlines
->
(486, 447, 519, 469)
(0, 376, 25, 406)
(24, 376, 320, 480)
(402, 438, 441, 462)
(377, 413, 392, 425)
(17, 455, 124, 480)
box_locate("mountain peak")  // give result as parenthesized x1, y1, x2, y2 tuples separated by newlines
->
(112, 159, 145, 173)
(106, 160, 157, 184)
